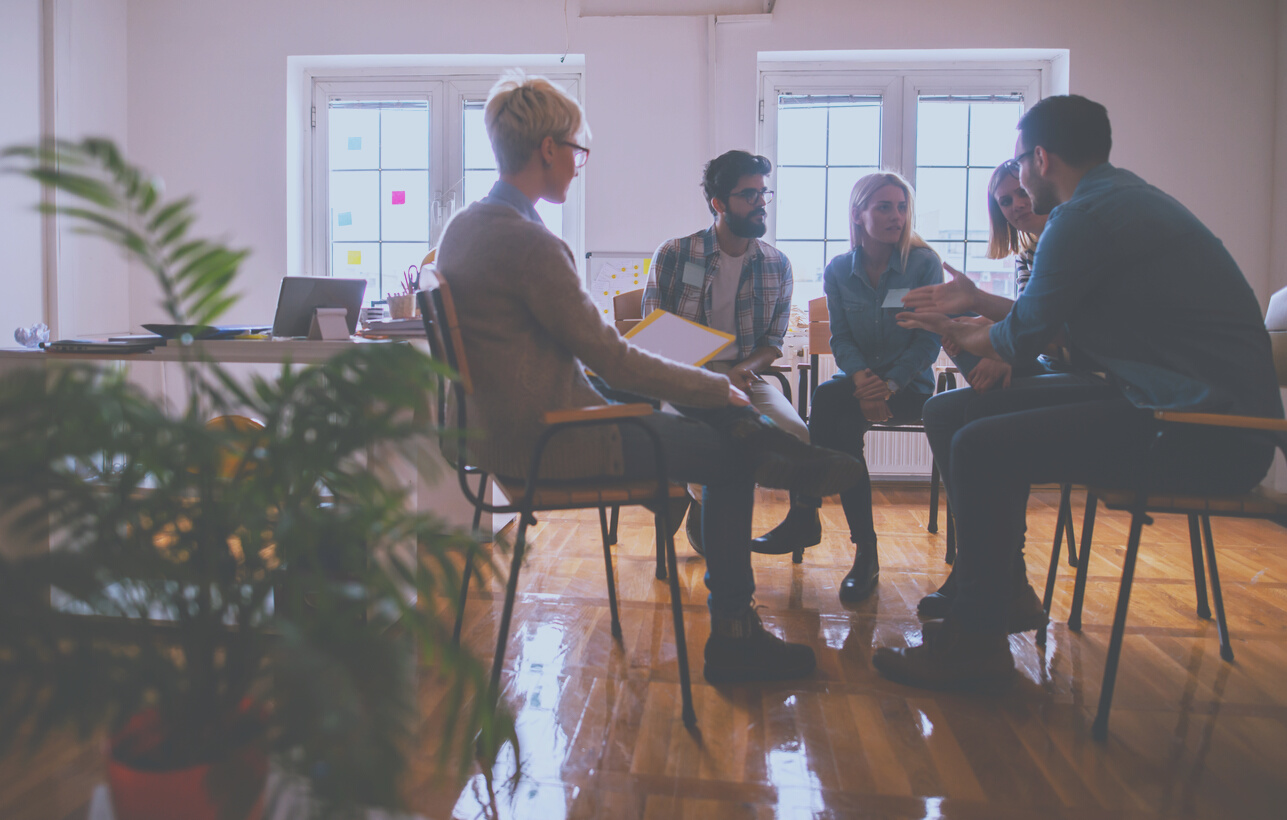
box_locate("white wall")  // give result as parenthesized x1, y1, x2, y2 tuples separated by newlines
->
(0, 0, 46, 341)
(111, 0, 1280, 328)
(49, 0, 130, 338)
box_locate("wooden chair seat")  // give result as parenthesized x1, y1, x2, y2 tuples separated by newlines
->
(495, 478, 688, 510)
(1092, 484, 1287, 517)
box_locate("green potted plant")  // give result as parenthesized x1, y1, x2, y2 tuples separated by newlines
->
(0, 139, 517, 819)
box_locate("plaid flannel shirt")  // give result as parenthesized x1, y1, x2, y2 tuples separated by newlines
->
(641, 225, 793, 360)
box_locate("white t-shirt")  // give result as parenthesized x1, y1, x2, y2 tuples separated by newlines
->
(707, 248, 745, 361)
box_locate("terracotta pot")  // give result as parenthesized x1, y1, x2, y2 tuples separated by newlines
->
(106, 708, 268, 820)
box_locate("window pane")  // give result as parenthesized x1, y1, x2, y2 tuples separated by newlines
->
(464, 169, 499, 206)
(966, 166, 996, 243)
(535, 199, 563, 237)
(776, 166, 825, 240)
(776, 103, 827, 165)
(381, 170, 430, 242)
(827, 105, 881, 166)
(826, 166, 867, 241)
(329, 107, 379, 170)
(464, 103, 496, 170)
(777, 241, 825, 294)
(333, 242, 380, 303)
(381, 105, 429, 169)
(969, 100, 1025, 167)
(915, 167, 967, 243)
(330, 170, 379, 242)
(927, 240, 964, 272)
(825, 241, 852, 271)
(916, 101, 968, 166)
(381, 242, 431, 301)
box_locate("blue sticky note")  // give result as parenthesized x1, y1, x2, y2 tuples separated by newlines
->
(347, 137, 361, 150)
(337, 212, 352, 227)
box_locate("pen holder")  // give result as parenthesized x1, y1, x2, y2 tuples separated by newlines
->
(387, 293, 417, 320)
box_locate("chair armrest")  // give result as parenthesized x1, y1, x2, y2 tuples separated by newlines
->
(763, 365, 791, 373)
(1154, 410, 1287, 432)
(543, 403, 653, 425)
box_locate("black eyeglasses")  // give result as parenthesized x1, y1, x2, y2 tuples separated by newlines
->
(1005, 150, 1034, 176)
(559, 140, 591, 168)
(729, 188, 774, 205)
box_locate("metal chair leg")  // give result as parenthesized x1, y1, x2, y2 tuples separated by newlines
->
(1200, 515, 1234, 662)
(1188, 514, 1212, 620)
(452, 500, 487, 646)
(601, 507, 623, 641)
(489, 513, 532, 697)
(944, 498, 956, 565)
(1061, 484, 1079, 567)
(608, 505, 620, 546)
(655, 517, 667, 581)
(1038, 502, 1067, 647)
(928, 459, 941, 535)
(662, 518, 698, 731)
(1092, 501, 1149, 742)
(1069, 493, 1098, 632)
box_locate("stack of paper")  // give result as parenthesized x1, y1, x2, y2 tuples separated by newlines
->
(360, 318, 425, 338)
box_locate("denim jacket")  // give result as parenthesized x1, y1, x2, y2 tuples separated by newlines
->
(824, 245, 943, 394)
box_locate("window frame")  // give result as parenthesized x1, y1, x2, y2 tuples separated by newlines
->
(298, 65, 585, 283)
(758, 64, 1046, 259)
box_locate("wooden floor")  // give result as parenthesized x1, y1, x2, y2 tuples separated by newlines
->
(5, 486, 1287, 819)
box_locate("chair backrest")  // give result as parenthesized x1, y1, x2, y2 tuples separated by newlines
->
(614, 288, 644, 335)
(808, 296, 831, 357)
(417, 272, 472, 395)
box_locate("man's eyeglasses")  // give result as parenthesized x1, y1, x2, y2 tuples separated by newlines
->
(729, 188, 774, 206)
(559, 140, 591, 168)
(1004, 150, 1034, 177)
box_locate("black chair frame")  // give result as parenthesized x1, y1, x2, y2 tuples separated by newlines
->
(418, 287, 698, 729)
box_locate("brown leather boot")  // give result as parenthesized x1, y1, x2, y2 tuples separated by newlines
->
(872, 617, 1015, 691)
(703, 608, 816, 684)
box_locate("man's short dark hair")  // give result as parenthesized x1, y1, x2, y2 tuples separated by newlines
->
(703, 150, 772, 216)
(1017, 95, 1112, 168)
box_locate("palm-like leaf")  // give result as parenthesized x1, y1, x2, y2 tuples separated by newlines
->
(0, 140, 517, 814)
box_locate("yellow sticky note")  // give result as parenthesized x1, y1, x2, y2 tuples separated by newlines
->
(347, 250, 361, 265)
(642, 258, 652, 276)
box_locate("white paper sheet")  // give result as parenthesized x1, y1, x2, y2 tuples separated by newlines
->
(623, 309, 734, 366)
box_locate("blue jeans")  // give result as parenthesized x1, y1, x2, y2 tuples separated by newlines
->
(616, 407, 757, 620)
(808, 376, 929, 546)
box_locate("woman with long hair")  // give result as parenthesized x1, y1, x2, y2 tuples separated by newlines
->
(758, 172, 942, 604)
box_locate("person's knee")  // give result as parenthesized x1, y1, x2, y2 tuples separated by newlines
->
(922, 387, 973, 435)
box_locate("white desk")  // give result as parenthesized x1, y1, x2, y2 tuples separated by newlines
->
(0, 337, 392, 365)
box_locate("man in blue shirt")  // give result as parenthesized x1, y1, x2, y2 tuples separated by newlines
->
(882, 95, 1282, 690)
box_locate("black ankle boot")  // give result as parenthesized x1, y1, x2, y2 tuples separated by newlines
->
(917, 569, 958, 619)
(703, 607, 817, 684)
(839, 540, 879, 603)
(916, 566, 1047, 634)
(751, 496, 821, 555)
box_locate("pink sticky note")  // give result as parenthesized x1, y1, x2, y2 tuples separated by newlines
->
(391, 191, 406, 205)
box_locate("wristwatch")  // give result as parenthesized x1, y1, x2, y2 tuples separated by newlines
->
(884, 379, 899, 396)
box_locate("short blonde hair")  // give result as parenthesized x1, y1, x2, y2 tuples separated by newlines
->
(848, 172, 931, 269)
(484, 71, 590, 175)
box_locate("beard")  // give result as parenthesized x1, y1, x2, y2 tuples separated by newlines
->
(726, 208, 767, 239)
(1026, 175, 1060, 216)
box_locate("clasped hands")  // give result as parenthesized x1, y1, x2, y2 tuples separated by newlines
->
(851, 369, 893, 422)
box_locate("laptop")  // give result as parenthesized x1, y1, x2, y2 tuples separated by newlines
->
(270, 277, 367, 338)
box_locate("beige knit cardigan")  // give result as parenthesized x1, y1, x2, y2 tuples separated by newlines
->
(435, 201, 729, 480)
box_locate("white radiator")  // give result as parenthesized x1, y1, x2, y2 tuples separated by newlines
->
(809, 354, 934, 480)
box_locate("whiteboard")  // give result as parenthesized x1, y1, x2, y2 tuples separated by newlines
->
(585, 251, 653, 322)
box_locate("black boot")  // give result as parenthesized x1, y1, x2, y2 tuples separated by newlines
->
(685, 497, 704, 557)
(752, 494, 821, 555)
(839, 539, 879, 604)
(916, 565, 1047, 634)
(728, 416, 864, 497)
(916, 569, 958, 619)
(703, 607, 817, 684)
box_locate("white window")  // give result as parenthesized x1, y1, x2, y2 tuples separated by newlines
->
(300, 68, 583, 304)
(760, 62, 1049, 307)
